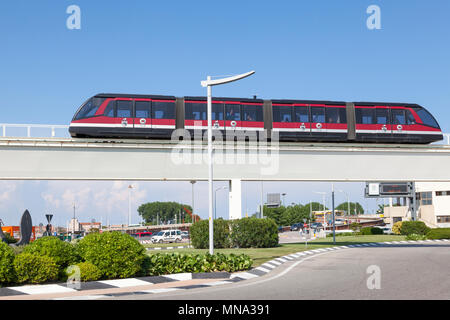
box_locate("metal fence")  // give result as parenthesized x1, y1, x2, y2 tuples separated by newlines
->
(0, 124, 70, 138)
(1, 123, 450, 145)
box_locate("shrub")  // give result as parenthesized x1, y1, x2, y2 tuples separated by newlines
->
(23, 236, 78, 269)
(392, 221, 403, 235)
(3, 233, 17, 244)
(14, 253, 59, 284)
(0, 242, 16, 284)
(144, 252, 252, 276)
(360, 227, 384, 235)
(400, 221, 430, 236)
(426, 228, 450, 240)
(190, 219, 231, 249)
(76, 231, 146, 279)
(405, 233, 427, 241)
(349, 222, 362, 233)
(231, 217, 278, 248)
(66, 262, 102, 282)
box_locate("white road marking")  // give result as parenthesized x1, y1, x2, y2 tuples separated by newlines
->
(98, 278, 152, 288)
(162, 273, 192, 281)
(10, 284, 76, 295)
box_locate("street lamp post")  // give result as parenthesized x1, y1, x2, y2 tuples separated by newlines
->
(190, 180, 196, 220)
(214, 186, 227, 220)
(128, 185, 133, 226)
(314, 191, 327, 231)
(331, 183, 336, 244)
(337, 189, 350, 226)
(201, 70, 255, 255)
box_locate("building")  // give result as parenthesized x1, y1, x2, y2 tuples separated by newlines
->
(67, 218, 101, 233)
(383, 182, 450, 228)
(2, 226, 37, 241)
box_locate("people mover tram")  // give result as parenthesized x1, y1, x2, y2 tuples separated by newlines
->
(69, 93, 443, 144)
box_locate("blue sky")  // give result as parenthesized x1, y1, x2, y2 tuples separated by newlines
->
(0, 1, 449, 225)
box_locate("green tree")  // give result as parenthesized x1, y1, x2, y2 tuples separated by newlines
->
(263, 206, 286, 226)
(335, 202, 364, 215)
(137, 202, 193, 224)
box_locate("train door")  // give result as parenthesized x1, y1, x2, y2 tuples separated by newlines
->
(292, 105, 311, 139)
(241, 102, 264, 136)
(133, 99, 152, 135)
(375, 107, 392, 142)
(355, 106, 377, 142)
(225, 102, 241, 137)
(391, 108, 407, 142)
(271, 104, 296, 141)
(115, 99, 134, 132)
(310, 105, 326, 140)
(212, 102, 225, 134)
(151, 99, 176, 137)
(184, 100, 207, 133)
(325, 106, 347, 141)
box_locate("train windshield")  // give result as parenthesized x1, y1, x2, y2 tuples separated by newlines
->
(74, 98, 105, 120)
(416, 109, 440, 128)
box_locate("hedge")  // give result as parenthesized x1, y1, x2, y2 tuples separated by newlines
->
(190, 219, 231, 249)
(14, 253, 59, 284)
(66, 262, 103, 282)
(400, 221, 430, 236)
(231, 218, 278, 248)
(23, 236, 78, 269)
(0, 242, 16, 284)
(426, 228, 450, 240)
(360, 227, 384, 235)
(76, 231, 146, 279)
(143, 252, 252, 275)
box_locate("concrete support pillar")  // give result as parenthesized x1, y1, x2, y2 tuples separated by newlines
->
(228, 179, 242, 220)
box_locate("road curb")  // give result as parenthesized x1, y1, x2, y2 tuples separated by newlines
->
(1, 239, 448, 299)
(146, 245, 193, 251)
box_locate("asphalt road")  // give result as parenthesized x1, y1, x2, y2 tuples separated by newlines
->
(115, 243, 450, 300)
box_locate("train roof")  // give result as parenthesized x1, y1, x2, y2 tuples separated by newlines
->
(93, 94, 424, 108)
(95, 93, 176, 100)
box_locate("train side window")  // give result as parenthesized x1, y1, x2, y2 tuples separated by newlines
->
(294, 106, 309, 122)
(117, 100, 132, 118)
(212, 103, 224, 121)
(391, 109, 406, 125)
(135, 101, 151, 118)
(406, 110, 416, 125)
(243, 105, 263, 122)
(376, 108, 389, 124)
(273, 106, 292, 122)
(326, 107, 346, 124)
(226, 104, 241, 121)
(311, 107, 325, 123)
(75, 97, 106, 120)
(185, 103, 206, 120)
(152, 101, 175, 119)
(103, 100, 116, 117)
(355, 108, 375, 124)
(416, 109, 439, 128)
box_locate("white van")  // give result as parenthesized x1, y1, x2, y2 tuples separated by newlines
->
(151, 229, 182, 243)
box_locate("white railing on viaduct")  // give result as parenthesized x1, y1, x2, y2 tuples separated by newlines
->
(0, 123, 449, 145)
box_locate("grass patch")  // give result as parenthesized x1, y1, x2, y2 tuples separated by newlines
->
(145, 235, 407, 267)
(142, 242, 191, 248)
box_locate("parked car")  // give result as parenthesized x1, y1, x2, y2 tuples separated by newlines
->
(181, 231, 189, 239)
(151, 229, 183, 243)
(290, 223, 302, 231)
(310, 222, 324, 230)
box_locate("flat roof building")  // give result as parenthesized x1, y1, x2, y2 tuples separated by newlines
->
(383, 182, 450, 228)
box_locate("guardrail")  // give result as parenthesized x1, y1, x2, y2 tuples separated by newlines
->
(1, 123, 450, 144)
(0, 123, 69, 138)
